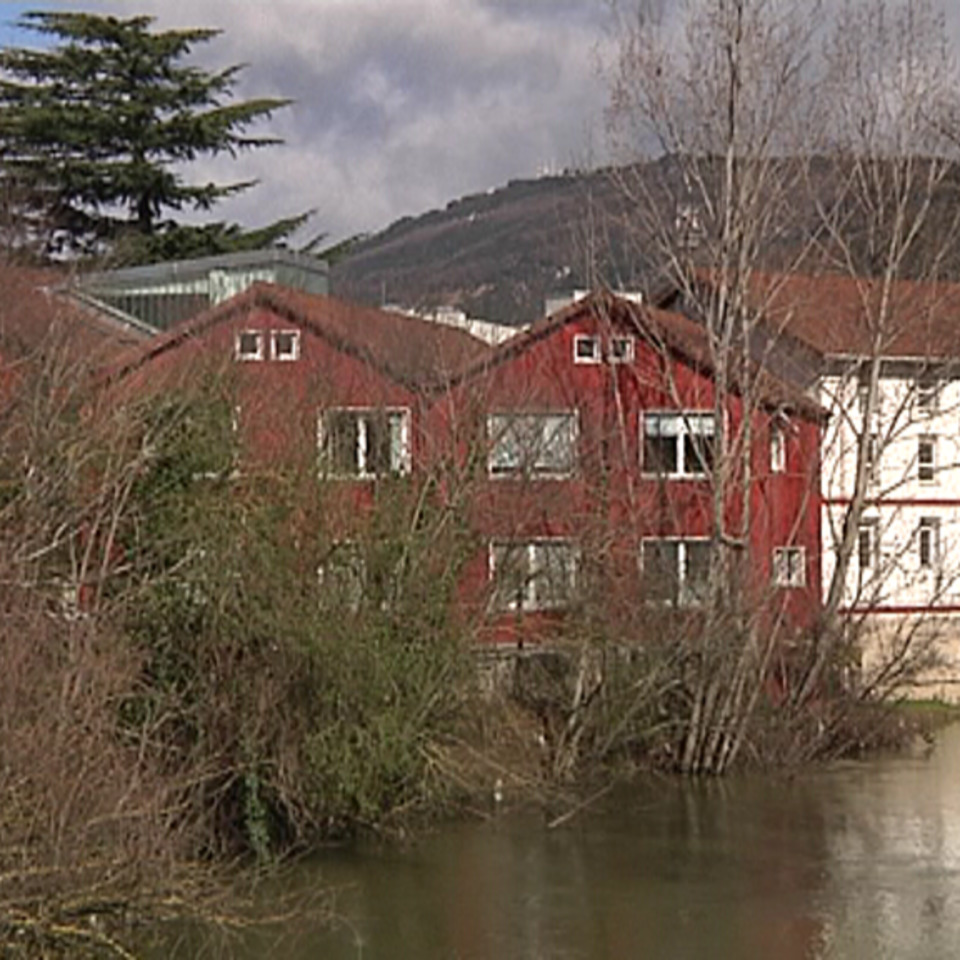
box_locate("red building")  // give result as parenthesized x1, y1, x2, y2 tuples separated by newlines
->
(436, 291, 823, 643)
(109, 283, 823, 644)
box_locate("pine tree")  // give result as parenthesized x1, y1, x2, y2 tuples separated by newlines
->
(0, 11, 306, 262)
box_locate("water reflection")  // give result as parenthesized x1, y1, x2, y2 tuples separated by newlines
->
(221, 725, 960, 959)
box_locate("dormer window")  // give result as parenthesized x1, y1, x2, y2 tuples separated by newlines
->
(573, 335, 601, 364)
(272, 329, 300, 361)
(609, 336, 635, 363)
(235, 330, 264, 361)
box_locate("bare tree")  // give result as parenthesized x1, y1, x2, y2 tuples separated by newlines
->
(791, 0, 960, 710)
(604, 0, 827, 772)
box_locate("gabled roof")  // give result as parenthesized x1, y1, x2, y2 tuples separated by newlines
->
(108, 282, 492, 391)
(694, 269, 960, 361)
(457, 289, 824, 420)
(0, 263, 149, 364)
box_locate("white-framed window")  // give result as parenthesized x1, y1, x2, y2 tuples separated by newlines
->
(642, 412, 715, 478)
(770, 421, 787, 474)
(271, 329, 300, 361)
(235, 329, 264, 361)
(609, 336, 635, 363)
(489, 539, 578, 612)
(641, 538, 711, 607)
(919, 517, 941, 570)
(916, 374, 940, 416)
(318, 407, 411, 478)
(857, 520, 878, 569)
(918, 436, 937, 483)
(487, 412, 578, 478)
(573, 334, 601, 364)
(773, 546, 806, 588)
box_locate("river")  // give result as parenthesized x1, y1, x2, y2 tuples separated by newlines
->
(179, 723, 960, 959)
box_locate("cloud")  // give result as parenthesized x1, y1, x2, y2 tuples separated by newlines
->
(30, 0, 614, 244)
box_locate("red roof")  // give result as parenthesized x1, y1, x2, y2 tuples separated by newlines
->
(110, 283, 492, 390)
(698, 269, 960, 360)
(0, 263, 148, 364)
(462, 290, 823, 420)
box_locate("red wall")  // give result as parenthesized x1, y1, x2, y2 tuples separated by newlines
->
(426, 308, 823, 642)
(115, 296, 822, 646)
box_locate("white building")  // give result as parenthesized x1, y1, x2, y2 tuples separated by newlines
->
(742, 272, 960, 700)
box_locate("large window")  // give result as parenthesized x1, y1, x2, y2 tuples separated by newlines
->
(641, 538, 711, 607)
(318, 408, 411, 478)
(489, 540, 578, 611)
(487, 412, 578, 478)
(642, 412, 715, 477)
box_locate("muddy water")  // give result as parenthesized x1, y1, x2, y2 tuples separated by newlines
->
(227, 725, 960, 958)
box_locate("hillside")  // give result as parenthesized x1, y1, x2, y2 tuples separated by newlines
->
(330, 156, 960, 326)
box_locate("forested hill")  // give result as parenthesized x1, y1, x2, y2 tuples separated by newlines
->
(330, 155, 960, 327)
(329, 164, 662, 326)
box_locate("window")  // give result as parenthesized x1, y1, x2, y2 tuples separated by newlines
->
(641, 538, 711, 607)
(770, 422, 786, 474)
(863, 432, 879, 485)
(489, 540, 578, 612)
(487, 412, 577, 477)
(857, 380, 869, 414)
(773, 546, 806, 588)
(858, 521, 878, 569)
(609, 336, 635, 363)
(918, 437, 936, 483)
(271, 329, 300, 361)
(573, 335, 600, 364)
(916, 374, 940, 415)
(642, 412, 715, 478)
(318, 408, 411, 478)
(235, 330, 264, 361)
(919, 517, 941, 570)
(318, 542, 365, 611)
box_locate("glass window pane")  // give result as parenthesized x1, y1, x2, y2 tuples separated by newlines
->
(684, 433, 714, 475)
(325, 411, 360, 475)
(492, 543, 530, 611)
(682, 541, 711, 606)
(534, 542, 576, 608)
(644, 435, 678, 474)
(858, 526, 874, 568)
(643, 541, 679, 604)
(488, 416, 522, 473)
(536, 415, 576, 474)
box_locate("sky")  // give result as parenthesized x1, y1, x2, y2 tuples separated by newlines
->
(0, 1, 617, 246)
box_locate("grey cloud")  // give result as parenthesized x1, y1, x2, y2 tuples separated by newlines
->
(49, 0, 613, 243)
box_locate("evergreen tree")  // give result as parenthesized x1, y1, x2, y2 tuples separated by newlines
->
(0, 11, 307, 262)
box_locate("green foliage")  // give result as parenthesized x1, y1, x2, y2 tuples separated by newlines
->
(113, 386, 476, 852)
(0, 11, 305, 260)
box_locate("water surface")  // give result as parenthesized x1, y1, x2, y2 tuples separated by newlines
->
(233, 725, 960, 958)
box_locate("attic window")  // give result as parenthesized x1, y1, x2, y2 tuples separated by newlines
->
(573, 335, 600, 364)
(236, 330, 264, 361)
(609, 336, 634, 363)
(272, 329, 300, 361)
